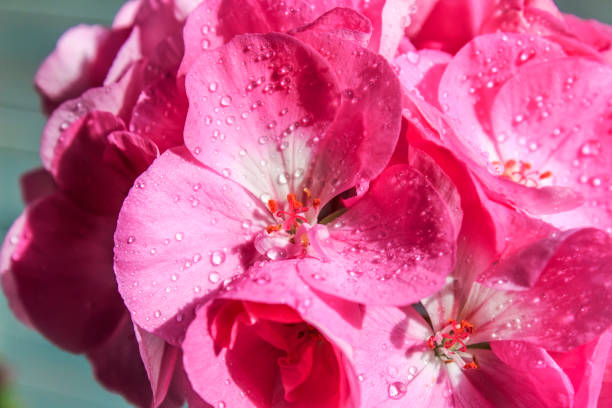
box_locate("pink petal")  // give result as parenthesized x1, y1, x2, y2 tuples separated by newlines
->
(563, 13, 612, 54)
(52, 112, 159, 216)
(351, 306, 455, 407)
(292, 13, 403, 201)
(291, 7, 372, 49)
(298, 164, 458, 305)
(599, 337, 612, 407)
(551, 328, 612, 408)
(467, 229, 612, 351)
(4, 192, 123, 352)
(129, 75, 188, 152)
(113, 147, 270, 338)
(179, 0, 327, 77)
(87, 314, 154, 408)
(463, 342, 574, 407)
(490, 57, 612, 231)
(41, 63, 145, 171)
(34, 24, 129, 113)
(438, 33, 565, 166)
(395, 49, 451, 108)
(183, 32, 342, 203)
(224, 260, 365, 349)
(133, 325, 180, 407)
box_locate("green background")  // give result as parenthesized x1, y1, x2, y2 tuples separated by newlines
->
(0, 1, 609, 407)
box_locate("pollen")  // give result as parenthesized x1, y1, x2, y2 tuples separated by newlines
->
(491, 159, 553, 187)
(264, 189, 321, 234)
(427, 319, 479, 370)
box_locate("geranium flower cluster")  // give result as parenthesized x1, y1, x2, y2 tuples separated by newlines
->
(2, 0, 612, 407)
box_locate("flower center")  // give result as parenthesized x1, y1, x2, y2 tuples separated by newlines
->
(254, 189, 329, 261)
(490, 159, 553, 187)
(427, 319, 479, 370)
(266, 188, 321, 233)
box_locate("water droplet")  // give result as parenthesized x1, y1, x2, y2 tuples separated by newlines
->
(193, 253, 202, 263)
(208, 271, 220, 283)
(222, 168, 232, 177)
(201, 38, 211, 50)
(218, 402, 226, 408)
(154, 310, 162, 318)
(388, 382, 407, 400)
(220, 95, 232, 107)
(210, 250, 226, 266)
(175, 232, 184, 241)
(277, 173, 289, 184)
(265, 248, 287, 260)
(127, 235, 135, 244)
(242, 220, 252, 229)
(209, 82, 218, 92)
(226, 116, 235, 125)
(278, 141, 289, 151)
(171, 273, 179, 281)
(580, 140, 602, 157)
(258, 136, 268, 144)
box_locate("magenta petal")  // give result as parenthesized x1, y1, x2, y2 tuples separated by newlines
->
(87, 314, 154, 408)
(1, 214, 33, 328)
(464, 342, 574, 407)
(34, 24, 129, 113)
(5, 193, 123, 352)
(133, 325, 180, 407)
(298, 164, 458, 305)
(551, 328, 612, 408)
(41, 63, 145, 171)
(293, 15, 402, 200)
(113, 147, 269, 337)
(129, 75, 188, 152)
(19, 167, 57, 205)
(53, 112, 158, 216)
(490, 57, 612, 231)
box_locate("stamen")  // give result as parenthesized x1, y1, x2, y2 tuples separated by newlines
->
(427, 319, 479, 370)
(313, 198, 321, 208)
(268, 199, 278, 214)
(266, 224, 282, 234)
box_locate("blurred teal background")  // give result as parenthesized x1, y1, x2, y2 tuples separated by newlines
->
(0, 0, 609, 407)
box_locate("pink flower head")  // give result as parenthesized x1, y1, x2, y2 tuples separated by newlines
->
(113, 11, 462, 341)
(396, 29, 612, 234)
(351, 226, 612, 406)
(182, 262, 361, 407)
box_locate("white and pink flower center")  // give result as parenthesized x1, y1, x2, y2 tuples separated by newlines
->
(490, 159, 553, 188)
(427, 319, 479, 370)
(253, 189, 330, 261)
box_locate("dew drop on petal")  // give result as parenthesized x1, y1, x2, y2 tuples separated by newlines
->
(388, 382, 407, 400)
(210, 251, 226, 266)
(220, 95, 232, 107)
(127, 235, 135, 244)
(209, 82, 218, 92)
(208, 271, 220, 283)
(175, 232, 184, 241)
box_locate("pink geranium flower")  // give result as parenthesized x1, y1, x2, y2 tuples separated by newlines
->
(395, 29, 612, 235)
(350, 226, 612, 407)
(181, 263, 362, 407)
(113, 11, 462, 342)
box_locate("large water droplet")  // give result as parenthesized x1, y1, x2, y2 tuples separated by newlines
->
(388, 382, 407, 400)
(210, 250, 226, 266)
(220, 95, 232, 107)
(580, 140, 602, 157)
